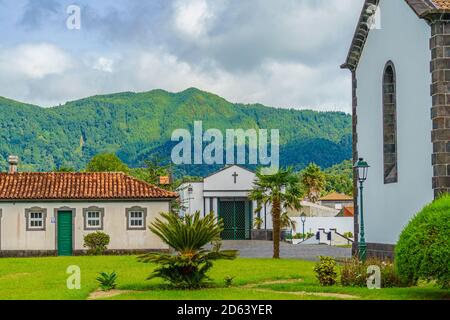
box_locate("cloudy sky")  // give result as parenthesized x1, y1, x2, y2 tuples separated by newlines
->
(0, 0, 363, 112)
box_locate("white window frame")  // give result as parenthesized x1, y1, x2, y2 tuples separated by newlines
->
(83, 207, 104, 230)
(87, 211, 101, 227)
(25, 208, 47, 231)
(126, 207, 147, 230)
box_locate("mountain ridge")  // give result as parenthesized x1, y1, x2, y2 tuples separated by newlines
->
(0, 88, 352, 176)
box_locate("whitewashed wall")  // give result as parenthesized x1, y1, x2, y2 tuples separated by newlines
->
(355, 0, 433, 244)
(203, 166, 255, 191)
(178, 182, 204, 215)
(291, 217, 353, 236)
(0, 201, 169, 251)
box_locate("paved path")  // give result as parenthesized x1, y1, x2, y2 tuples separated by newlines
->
(218, 241, 351, 261)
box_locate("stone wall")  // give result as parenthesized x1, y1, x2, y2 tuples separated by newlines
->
(430, 17, 450, 197)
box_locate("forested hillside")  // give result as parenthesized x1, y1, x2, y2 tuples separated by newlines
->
(0, 88, 352, 176)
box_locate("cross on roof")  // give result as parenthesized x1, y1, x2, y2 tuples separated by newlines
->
(232, 172, 238, 184)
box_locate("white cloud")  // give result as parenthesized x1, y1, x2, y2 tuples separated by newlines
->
(0, 43, 72, 79)
(0, 44, 351, 112)
(0, 0, 363, 111)
(172, 0, 216, 38)
(93, 57, 115, 73)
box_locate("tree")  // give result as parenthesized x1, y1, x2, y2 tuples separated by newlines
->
(324, 159, 353, 196)
(138, 212, 238, 288)
(324, 172, 353, 196)
(55, 166, 76, 172)
(130, 155, 173, 188)
(281, 212, 296, 232)
(300, 163, 326, 203)
(249, 167, 302, 259)
(86, 153, 129, 173)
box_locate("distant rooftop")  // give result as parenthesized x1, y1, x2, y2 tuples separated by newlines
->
(319, 192, 353, 202)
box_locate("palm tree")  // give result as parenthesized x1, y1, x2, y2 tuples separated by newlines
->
(138, 211, 237, 288)
(281, 212, 296, 232)
(300, 163, 326, 203)
(253, 217, 264, 230)
(249, 167, 302, 258)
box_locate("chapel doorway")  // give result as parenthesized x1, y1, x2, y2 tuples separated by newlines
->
(218, 198, 252, 240)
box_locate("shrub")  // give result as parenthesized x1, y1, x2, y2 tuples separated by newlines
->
(293, 232, 315, 240)
(83, 232, 110, 255)
(396, 195, 450, 289)
(313, 256, 337, 286)
(224, 276, 234, 287)
(138, 212, 238, 289)
(343, 232, 353, 239)
(341, 257, 406, 288)
(340, 258, 366, 287)
(379, 260, 405, 288)
(96, 272, 118, 291)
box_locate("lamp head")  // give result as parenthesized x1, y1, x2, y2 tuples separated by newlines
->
(300, 212, 306, 223)
(354, 158, 370, 183)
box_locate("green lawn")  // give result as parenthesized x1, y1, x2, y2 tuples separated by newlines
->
(0, 256, 447, 300)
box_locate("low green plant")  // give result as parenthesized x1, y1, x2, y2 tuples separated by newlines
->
(96, 271, 118, 291)
(293, 232, 314, 240)
(138, 211, 238, 289)
(396, 195, 450, 289)
(341, 258, 369, 287)
(313, 256, 337, 286)
(224, 276, 234, 287)
(341, 257, 407, 288)
(83, 232, 110, 255)
(343, 232, 353, 239)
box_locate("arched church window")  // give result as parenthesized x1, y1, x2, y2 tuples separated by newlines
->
(383, 61, 398, 184)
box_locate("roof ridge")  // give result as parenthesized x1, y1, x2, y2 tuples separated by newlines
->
(0, 171, 177, 200)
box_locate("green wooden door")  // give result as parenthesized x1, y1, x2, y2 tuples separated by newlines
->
(218, 200, 252, 240)
(57, 211, 73, 256)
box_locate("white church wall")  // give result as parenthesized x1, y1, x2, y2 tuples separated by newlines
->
(177, 182, 204, 216)
(356, 0, 433, 244)
(204, 166, 255, 191)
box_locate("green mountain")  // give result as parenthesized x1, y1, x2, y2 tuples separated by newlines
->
(0, 88, 352, 176)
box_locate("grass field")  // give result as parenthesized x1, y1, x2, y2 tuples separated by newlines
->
(0, 256, 448, 300)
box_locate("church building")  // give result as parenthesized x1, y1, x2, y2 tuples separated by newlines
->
(177, 165, 273, 240)
(342, 0, 450, 258)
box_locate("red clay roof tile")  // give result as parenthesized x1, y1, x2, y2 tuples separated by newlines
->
(432, 0, 450, 9)
(0, 172, 177, 201)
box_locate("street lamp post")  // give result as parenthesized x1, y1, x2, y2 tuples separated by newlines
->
(187, 184, 193, 215)
(354, 158, 370, 261)
(300, 213, 306, 241)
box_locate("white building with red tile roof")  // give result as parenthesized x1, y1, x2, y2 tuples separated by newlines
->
(0, 159, 177, 256)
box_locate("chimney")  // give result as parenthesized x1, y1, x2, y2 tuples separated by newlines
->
(8, 155, 19, 174)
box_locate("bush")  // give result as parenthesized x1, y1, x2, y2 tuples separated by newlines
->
(313, 256, 337, 286)
(96, 272, 118, 291)
(224, 276, 234, 287)
(341, 257, 406, 288)
(343, 232, 353, 239)
(138, 212, 238, 289)
(84, 232, 110, 255)
(293, 232, 314, 240)
(340, 258, 366, 287)
(396, 195, 450, 289)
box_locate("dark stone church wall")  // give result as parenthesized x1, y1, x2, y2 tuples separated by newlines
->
(430, 17, 450, 198)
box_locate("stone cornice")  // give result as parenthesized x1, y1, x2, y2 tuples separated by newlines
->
(342, 0, 447, 71)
